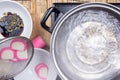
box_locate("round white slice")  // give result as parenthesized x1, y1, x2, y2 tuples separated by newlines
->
(11, 42, 26, 51)
(16, 50, 28, 60)
(38, 67, 48, 78)
(1, 49, 14, 59)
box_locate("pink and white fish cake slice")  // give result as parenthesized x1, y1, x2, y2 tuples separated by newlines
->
(10, 39, 27, 51)
(35, 63, 48, 80)
(0, 47, 15, 60)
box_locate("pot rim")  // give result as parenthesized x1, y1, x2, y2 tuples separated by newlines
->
(50, 2, 120, 80)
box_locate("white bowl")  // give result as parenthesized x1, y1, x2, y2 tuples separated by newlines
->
(14, 48, 57, 80)
(0, 0, 32, 38)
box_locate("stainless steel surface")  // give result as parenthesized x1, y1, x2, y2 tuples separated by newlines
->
(50, 3, 120, 80)
(0, 36, 34, 79)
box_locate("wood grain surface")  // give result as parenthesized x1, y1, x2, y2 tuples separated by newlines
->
(15, 0, 119, 50)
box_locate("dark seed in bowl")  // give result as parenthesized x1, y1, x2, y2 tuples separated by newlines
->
(0, 12, 24, 37)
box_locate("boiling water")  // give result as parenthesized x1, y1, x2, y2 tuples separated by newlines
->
(66, 10, 120, 79)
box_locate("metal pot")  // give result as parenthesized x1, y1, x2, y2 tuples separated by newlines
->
(41, 3, 120, 80)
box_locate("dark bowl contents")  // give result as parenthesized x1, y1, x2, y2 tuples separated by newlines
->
(0, 12, 24, 37)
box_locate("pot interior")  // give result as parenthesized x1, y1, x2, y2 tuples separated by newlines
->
(52, 3, 120, 80)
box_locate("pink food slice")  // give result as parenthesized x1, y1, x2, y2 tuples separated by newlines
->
(35, 63, 48, 80)
(0, 47, 15, 60)
(10, 39, 27, 51)
(16, 50, 28, 61)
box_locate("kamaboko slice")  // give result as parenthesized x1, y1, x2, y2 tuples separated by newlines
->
(0, 47, 15, 60)
(10, 39, 27, 51)
(16, 50, 28, 61)
(35, 63, 48, 80)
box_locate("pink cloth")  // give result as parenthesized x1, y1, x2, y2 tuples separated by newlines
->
(32, 36, 45, 48)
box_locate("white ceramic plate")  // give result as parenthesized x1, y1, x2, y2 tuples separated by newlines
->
(0, 0, 32, 38)
(14, 48, 57, 80)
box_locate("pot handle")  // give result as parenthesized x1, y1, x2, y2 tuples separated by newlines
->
(40, 7, 61, 33)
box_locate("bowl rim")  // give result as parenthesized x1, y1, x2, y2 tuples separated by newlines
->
(0, 0, 33, 38)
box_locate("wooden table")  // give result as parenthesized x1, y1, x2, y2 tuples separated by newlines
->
(16, 0, 119, 50)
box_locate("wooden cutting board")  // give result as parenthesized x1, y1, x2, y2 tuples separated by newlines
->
(16, 0, 119, 50)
